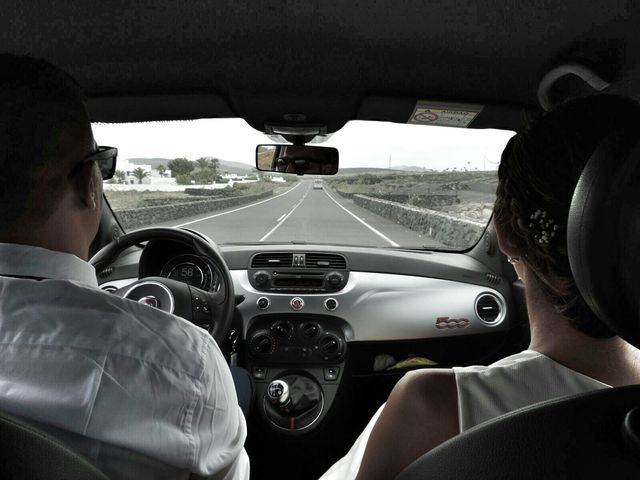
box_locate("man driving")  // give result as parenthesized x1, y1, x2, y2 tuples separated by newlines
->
(0, 54, 249, 479)
(272, 145, 338, 174)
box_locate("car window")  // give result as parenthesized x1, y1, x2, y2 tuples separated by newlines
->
(95, 119, 514, 250)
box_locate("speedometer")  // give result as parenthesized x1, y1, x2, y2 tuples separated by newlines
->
(160, 254, 216, 291)
(169, 262, 203, 287)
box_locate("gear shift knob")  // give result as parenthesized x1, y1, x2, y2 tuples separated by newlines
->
(266, 379, 290, 407)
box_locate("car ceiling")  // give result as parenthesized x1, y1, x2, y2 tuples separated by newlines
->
(2, 1, 640, 132)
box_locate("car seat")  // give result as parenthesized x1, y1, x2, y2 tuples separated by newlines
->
(396, 129, 640, 479)
(0, 410, 109, 479)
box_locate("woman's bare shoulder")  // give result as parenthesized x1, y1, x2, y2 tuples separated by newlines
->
(355, 368, 459, 480)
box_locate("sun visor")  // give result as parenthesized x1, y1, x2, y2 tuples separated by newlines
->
(88, 93, 235, 123)
(357, 96, 532, 131)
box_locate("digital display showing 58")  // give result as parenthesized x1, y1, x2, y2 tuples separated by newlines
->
(169, 263, 203, 287)
(160, 254, 215, 291)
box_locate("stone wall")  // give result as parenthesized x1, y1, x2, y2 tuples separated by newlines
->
(332, 188, 355, 199)
(114, 190, 273, 230)
(184, 188, 232, 196)
(364, 193, 459, 208)
(332, 189, 457, 208)
(353, 194, 485, 249)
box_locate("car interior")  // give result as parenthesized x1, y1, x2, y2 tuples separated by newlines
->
(2, 1, 640, 479)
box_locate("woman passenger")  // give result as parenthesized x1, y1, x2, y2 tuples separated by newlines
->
(320, 95, 640, 480)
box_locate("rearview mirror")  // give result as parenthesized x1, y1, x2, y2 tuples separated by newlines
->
(256, 145, 339, 175)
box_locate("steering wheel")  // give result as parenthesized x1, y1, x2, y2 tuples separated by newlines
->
(90, 227, 235, 345)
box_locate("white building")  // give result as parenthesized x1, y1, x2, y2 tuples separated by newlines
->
(114, 160, 175, 185)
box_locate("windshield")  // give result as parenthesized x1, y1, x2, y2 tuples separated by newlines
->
(95, 119, 514, 250)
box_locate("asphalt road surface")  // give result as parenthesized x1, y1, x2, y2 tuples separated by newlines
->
(151, 181, 445, 248)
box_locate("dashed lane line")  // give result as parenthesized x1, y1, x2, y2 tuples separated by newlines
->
(259, 184, 312, 241)
(173, 183, 302, 228)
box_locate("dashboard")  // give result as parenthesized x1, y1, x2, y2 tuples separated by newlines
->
(101, 241, 512, 342)
(99, 239, 516, 434)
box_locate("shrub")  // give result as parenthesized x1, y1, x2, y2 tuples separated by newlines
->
(176, 174, 193, 185)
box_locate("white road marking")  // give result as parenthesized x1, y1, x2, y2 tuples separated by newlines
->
(173, 183, 302, 227)
(323, 188, 400, 247)
(277, 213, 286, 222)
(260, 184, 311, 241)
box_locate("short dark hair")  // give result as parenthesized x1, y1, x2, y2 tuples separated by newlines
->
(494, 95, 640, 338)
(0, 54, 90, 232)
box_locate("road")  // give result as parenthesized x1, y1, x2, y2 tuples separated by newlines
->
(152, 181, 443, 248)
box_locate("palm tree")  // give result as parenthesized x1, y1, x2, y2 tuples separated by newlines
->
(196, 158, 209, 171)
(209, 158, 220, 180)
(194, 157, 222, 184)
(156, 165, 167, 178)
(132, 167, 149, 184)
(114, 170, 126, 184)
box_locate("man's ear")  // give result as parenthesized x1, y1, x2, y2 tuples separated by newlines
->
(73, 161, 98, 210)
(494, 220, 522, 259)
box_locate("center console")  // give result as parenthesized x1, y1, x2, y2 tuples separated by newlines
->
(244, 252, 351, 434)
(246, 313, 349, 433)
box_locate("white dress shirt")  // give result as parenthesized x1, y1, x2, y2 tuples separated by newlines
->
(0, 243, 249, 480)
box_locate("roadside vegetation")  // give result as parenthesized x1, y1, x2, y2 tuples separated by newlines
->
(327, 170, 496, 195)
(106, 182, 283, 210)
(327, 170, 497, 222)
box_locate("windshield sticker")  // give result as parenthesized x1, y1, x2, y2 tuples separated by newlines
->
(409, 101, 483, 128)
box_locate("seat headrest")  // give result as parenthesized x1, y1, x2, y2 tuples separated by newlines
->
(568, 130, 640, 347)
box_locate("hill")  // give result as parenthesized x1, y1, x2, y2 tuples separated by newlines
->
(338, 167, 405, 174)
(393, 165, 436, 172)
(217, 160, 255, 174)
(127, 158, 255, 175)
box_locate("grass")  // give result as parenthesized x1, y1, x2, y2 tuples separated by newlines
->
(327, 171, 497, 196)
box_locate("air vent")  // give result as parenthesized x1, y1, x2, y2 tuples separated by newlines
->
(475, 293, 504, 325)
(485, 273, 500, 285)
(98, 267, 114, 279)
(251, 253, 293, 268)
(305, 253, 347, 269)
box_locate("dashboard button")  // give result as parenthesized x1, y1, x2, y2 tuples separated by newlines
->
(272, 321, 294, 339)
(323, 367, 339, 381)
(326, 272, 345, 289)
(257, 297, 270, 310)
(253, 270, 270, 286)
(290, 297, 305, 311)
(324, 298, 338, 311)
(249, 332, 276, 356)
(252, 366, 267, 380)
(302, 322, 320, 338)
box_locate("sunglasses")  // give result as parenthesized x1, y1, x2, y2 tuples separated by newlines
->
(68, 146, 118, 180)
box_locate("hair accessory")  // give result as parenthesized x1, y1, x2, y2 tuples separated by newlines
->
(529, 209, 558, 244)
(507, 256, 520, 264)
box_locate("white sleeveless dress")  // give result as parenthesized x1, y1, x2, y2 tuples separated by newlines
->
(319, 350, 611, 480)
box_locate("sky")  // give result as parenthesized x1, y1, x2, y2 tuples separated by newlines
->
(92, 119, 515, 171)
